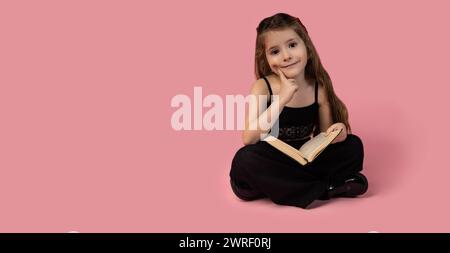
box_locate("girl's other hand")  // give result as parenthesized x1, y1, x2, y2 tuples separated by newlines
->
(277, 68, 298, 106)
(325, 122, 345, 135)
(325, 122, 347, 143)
(325, 122, 347, 144)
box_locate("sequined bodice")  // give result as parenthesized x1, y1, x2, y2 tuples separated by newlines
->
(263, 77, 320, 149)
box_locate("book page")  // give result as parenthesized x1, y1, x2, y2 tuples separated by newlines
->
(298, 129, 342, 162)
(264, 136, 308, 166)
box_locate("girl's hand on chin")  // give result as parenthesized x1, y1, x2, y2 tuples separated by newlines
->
(277, 68, 298, 105)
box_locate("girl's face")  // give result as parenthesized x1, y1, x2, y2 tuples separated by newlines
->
(264, 28, 308, 78)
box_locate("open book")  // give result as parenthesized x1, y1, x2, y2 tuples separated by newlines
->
(263, 128, 342, 166)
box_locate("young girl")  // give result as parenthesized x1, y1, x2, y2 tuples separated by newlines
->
(229, 13, 368, 209)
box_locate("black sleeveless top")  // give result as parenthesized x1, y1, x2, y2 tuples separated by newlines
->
(263, 76, 320, 149)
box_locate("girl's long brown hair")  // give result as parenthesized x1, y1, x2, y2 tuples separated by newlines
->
(255, 13, 351, 133)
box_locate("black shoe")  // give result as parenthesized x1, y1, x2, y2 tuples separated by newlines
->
(318, 173, 368, 200)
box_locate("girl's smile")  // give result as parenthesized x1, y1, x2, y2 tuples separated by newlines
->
(280, 61, 300, 69)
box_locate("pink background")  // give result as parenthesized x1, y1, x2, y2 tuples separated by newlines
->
(1, 0, 449, 232)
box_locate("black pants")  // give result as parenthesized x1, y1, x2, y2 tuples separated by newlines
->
(229, 134, 365, 208)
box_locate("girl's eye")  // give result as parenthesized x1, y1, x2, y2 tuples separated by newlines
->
(289, 42, 297, 48)
(270, 50, 279, 55)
